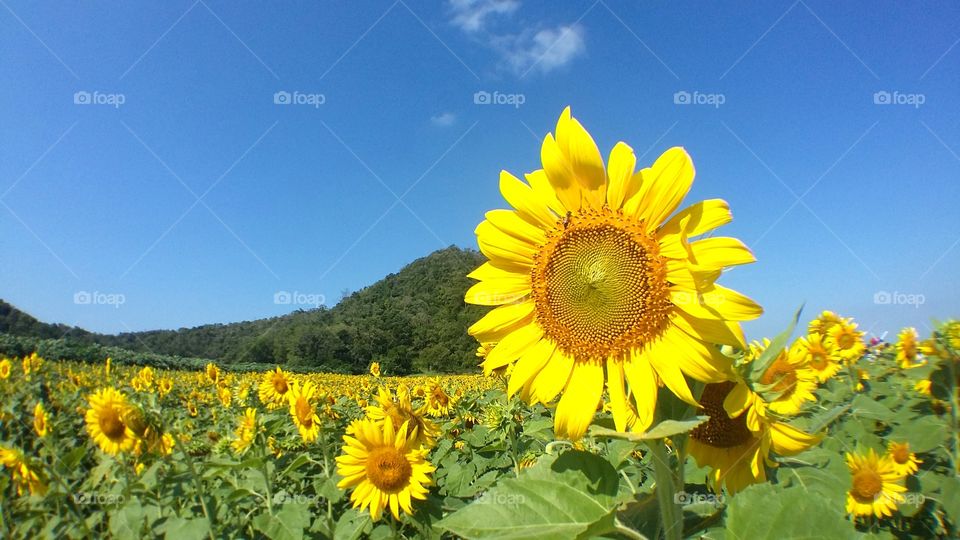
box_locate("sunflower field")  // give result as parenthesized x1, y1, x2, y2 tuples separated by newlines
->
(2, 109, 959, 539)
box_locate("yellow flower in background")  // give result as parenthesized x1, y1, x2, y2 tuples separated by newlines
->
(85, 388, 137, 455)
(808, 310, 843, 336)
(887, 441, 922, 476)
(914, 379, 932, 396)
(845, 449, 906, 518)
(896, 328, 925, 369)
(465, 107, 761, 440)
(186, 401, 199, 417)
(336, 418, 435, 521)
(288, 381, 321, 442)
(794, 334, 841, 382)
(22, 356, 32, 379)
(826, 318, 866, 363)
(752, 345, 818, 416)
(104, 357, 111, 379)
(33, 402, 49, 438)
(158, 378, 173, 398)
(232, 408, 257, 455)
(366, 385, 437, 448)
(0, 358, 11, 379)
(369, 362, 381, 378)
(206, 363, 220, 384)
(425, 380, 453, 417)
(0, 446, 46, 496)
(259, 367, 292, 409)
(218, 386, 232, 408)
(688, 381, 822, 494)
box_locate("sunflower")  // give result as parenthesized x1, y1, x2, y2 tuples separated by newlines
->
(0, 446, 46, 496)
(0, 358, 11, 379)
(366, 385, 438, 448)
(826, 318, 866, 363)
(33, 402, 49, 438)
(887, 441, 922, 476)
(186, 401, 199, 417)
(465, 108, 761, 440)
(752, 345, 818, 416)
(896, 328, 924, 369)
(370, 362, 381, 378)
(793, 334, 841, 382)
(845, 449, 906, 518)
(84, 388, 137, 455)
(808, 310, 843, 335)
(218, 386, 232, 408)
(232, 408, 258, 455)
(158, 377, 173, 398)
(687, 381, 822, 494)
(258, 367, 292, 409)
(425, 380, 453, 417)
(206, 363, 220, 384)
(914, 379, 933, 396)
(335, 417, 435, 521)
(288, 381, 322, 443)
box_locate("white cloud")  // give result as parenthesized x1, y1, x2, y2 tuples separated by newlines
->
(430, 112, 457, 127)
(449, 0, 520, 33)
(499, 24, 585, 74)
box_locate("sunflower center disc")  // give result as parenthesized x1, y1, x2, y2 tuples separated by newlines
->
(853, 470, 883, 500)
(531, 208, 672, 361)
(273, 375, 288, 394)
(690, 382, 754, 448)
(837, 333, 855, 350)
(99, 409, 127, 440)
(367, 447, 413, 492)
(295, 399, 314, 428)
(891, 445, 910, 464)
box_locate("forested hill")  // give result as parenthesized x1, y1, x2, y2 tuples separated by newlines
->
(0, 246, 489, 374)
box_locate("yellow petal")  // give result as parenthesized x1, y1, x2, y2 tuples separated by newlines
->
(508, 339, 555, 397)
(525, 170, 566, 217)
(467, 301, 534, 340)
(554, 361, 603, 440)
(769, 422, 823, 456)
(645, 346, 698, 407)
(464, 279, 530, 306)
(554, 107, 606, 209)
(476, 221, 537, 263)
(530, 348, 574, 404)
(654, 326, 733, 383)
(467, 260, 529, 281)
(628, 147, 695, 229)
(606, 142, 637, 210)
(722, 382, 753, 418)
(688, 237, 756, 269)
(482, 323, 543, 375)
(659, 199, 732, 238)
(499, 170, 559, 229)
(606, 358, 628, 432)
(623, 351, 657, 432)
(672, 311, 746, 349)
(485, 209, 548, 246)
(540, 133, 582, 211)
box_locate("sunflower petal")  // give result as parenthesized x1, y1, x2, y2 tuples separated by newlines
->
(482, 324, 544, 375)
(530, 348, 574, 404)
(623, 351, 657, 432)
(606, 142, 637, 210)
(606, 358, 628, 432)
(555, 361, 603, 440)
(660, 199, 732, 238)
(464, 279, 530, 306)
(688, 237, 756, 269)
(468, 301, 535, 339)
(555, 107, 606, 209)
(508, 339, 555, 397)
(485, 209, 548, 246)
(499, 170, 560, 229)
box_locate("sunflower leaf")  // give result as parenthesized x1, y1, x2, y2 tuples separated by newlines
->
(588, 417, 708, 441)
(747, 305, 804, 381)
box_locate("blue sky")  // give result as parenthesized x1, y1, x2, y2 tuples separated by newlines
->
(1, 0, 958, 341)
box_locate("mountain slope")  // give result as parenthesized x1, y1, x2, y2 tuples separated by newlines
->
(0, 246, 488, 374)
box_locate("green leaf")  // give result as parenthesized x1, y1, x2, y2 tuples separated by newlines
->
(888, 415, 950, 453)
(435, 450, 620, 540)
(108, 501, 145, 538)
(252, 503, 310, 540)
(724, 483, 858, 540)
(162, 517, 211, 540)
(590, 417, 707, 441)
(747, 305, 803, 381)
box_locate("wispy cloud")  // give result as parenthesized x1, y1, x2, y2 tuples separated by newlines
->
(430, 112, 457, 127)
(497, 24, 585, 75)
(449, 0, 520, 33)
(447, 0, 585, 75)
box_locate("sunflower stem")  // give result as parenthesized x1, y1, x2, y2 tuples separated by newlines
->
(180, 445, 217, 540)
(648, 439, 683, 540)
(947, 350, 960, 476)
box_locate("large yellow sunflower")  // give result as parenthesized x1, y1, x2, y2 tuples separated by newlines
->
(288, 380, 321, 443)
(0, 358, 11, 379)
(793, 334, 841, 383)
(845, 449, 906, 518)
(366, 385, 438, 448)
(896, 328, 924, 369)
(259, 366, 292, 409)
(887, 441, 922, 476)
(84, 388, 137, 455)
(33, 402, 49, 438)
(335, 417, 435, 521)
(232, 408, 258, 455)
(826, 318, 866, 363)
(687, 381, 822, 494)
(751, 345, 818, 416)
(465, 107, 761, 440)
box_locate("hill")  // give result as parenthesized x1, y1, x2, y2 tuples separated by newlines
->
(0, 246, 489, 374)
